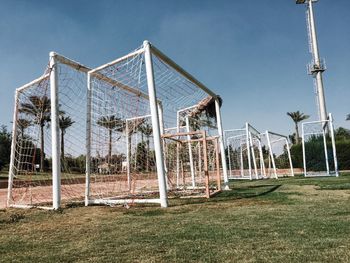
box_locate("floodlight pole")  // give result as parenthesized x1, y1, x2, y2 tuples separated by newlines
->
(50, 52, 61, 210)
(299, 0, 328, 121)
(143, 40, 168, 208)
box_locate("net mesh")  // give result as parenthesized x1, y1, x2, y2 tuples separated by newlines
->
(225, 129, 250, 179)
(163, 131, 221, 198)
(9, 56, 88, 208)
(260, 132, 293, 178)
(302, 120, 337, 177)
(225, 124, 264, 180)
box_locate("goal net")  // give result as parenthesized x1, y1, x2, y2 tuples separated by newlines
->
(260, 131, 294, 178)
(302, 114, 339, 177)
(225, 123, 265, 180)
(86, 41, 227, 207)
(8, 53, 89, 209)
(163, 131, 222, 198)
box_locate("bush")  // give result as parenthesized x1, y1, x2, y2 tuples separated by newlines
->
(290, 139, 350, 170)
(0, 126, 11, 171)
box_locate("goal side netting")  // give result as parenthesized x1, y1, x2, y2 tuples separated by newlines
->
(7, 53, 89, 209)
(302, 114, 339, 177)
(225, 123, 265, 180)
(260, 131, 294, 178)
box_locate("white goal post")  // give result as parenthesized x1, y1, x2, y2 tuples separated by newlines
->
(302, 113, 339, 177)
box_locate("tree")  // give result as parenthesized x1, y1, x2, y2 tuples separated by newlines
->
(97, 115, 124, 168)
(335, 127, 350, 141)
(138, 122, 153, 171)
(0, 126, 11, 171)
(287, 111, 309, 144)
(59, 115, 75, 160)
(17, 119, 31, 140)
(346, 114, 350, 121)
(19, 96, 51, 172)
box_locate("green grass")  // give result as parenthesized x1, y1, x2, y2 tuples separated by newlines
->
(0, 175, 349, 262)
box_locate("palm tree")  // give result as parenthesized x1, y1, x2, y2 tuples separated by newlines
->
(17, 119, 31, 141)
(59, 115, 75, 160)
(19, 96, 51, 172)
(287, 111, 310, 144)
(138, 122, 153, 171)
(97, 115, 124, 167)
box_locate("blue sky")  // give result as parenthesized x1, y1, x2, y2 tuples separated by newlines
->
(0, 0, 349, 135)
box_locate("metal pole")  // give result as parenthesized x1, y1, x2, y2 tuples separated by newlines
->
(249, 132, 259, 179)
(126, 121, 131, 190)
(257, 138, 266, 178)
(227, 141, 233, 177)
(176, 111, 180, 188)
(266, 131, 278, 179)
(302, 123, 307, 176)
(307, 0, 327, 121)
(322, 126, 330, 175)
(186, 117, 196, 188)
(285, 138, 295, 177)
(328, 113, 339, 176)
(157, 102, 168, 186)
(240, 140, 244, 177)
(246, 123, 252, 180)
(50, 52, 61, 210)
(7, 91, 19, 207)
(85, 72, 92, 206)
(143, 41, 168, 208)
(215, 99, 229, 188)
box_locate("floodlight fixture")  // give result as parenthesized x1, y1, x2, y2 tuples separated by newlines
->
(296, 0, 319, 4)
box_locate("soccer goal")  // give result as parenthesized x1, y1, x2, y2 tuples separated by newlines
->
(302, 113, 339, 177)
(86, 41, 228, 208)
(163, 130, 222, 198)
(225, 123, 265, 180)
(7, 53, 90, 209)
(260, 131, 294, 178)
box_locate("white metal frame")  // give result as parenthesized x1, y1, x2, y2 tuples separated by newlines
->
(302, 113, 338, 177)
(224, 123, 265, 181)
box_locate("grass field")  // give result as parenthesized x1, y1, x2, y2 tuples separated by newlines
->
(0, 174, 349, 263)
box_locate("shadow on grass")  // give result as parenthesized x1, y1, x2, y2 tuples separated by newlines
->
(168, 184, 283, 207)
